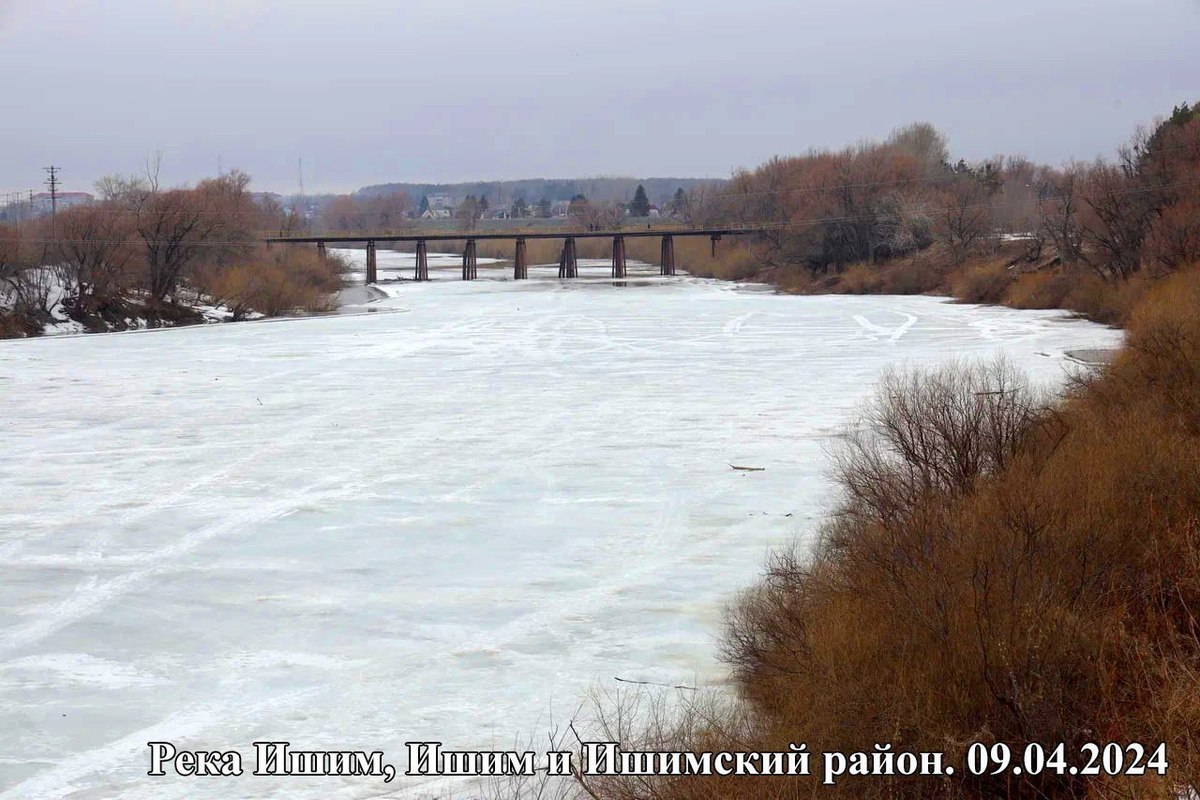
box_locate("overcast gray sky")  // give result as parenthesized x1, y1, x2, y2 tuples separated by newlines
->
(1, 0, 1196, 196)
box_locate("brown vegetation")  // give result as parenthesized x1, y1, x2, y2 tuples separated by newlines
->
(566, 106, 1200, 800)
(1, 169, 344, 338)
(320, 192, 414, 233)
(573, 269, 1200, 800)
(195, 245, 346, 320)
(675, 104, 1200, 330)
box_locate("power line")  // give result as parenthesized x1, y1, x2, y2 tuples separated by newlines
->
(43, 166, 61, 221)
(12, 176, 1200, 249)
(22, 135, 1200, 223)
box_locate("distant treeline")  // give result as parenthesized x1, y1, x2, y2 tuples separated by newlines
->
(354, 176, 721, 208)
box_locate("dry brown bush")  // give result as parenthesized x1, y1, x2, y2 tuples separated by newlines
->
(952, 261, 1014, 305)
(0, 310, 40, 337)
(1000, 264, 1148, 322)
(832, 263, 882, 294)
(197, 246, 345, 319)
(1059, 272, 1147, 326)
(1003, 271, 1075, 310)
(877, 260, 944, 294)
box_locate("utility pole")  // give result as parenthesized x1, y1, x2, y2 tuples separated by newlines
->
(43, 165, 61, 220)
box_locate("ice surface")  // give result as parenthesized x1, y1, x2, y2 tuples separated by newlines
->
(0, 256, 1122, 798)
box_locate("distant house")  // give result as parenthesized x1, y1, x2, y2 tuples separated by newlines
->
(551, 200, 571, 218)
(31, 191, 93, 215)
(427, 194, 453, 211)
(421, 208, 452, 220)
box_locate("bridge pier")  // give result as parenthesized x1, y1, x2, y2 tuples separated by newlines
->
(366, 240, 378, 284)
(558, 237, 578, 279)
(461, 239, 478, 280)
(710, 234, 721, 258)
(317, 241, 327, 259)
(415, 240, 429, 281)
(660, 235, 676, 276)
(611, 235, 626, 278)
(514, 237, 527, 280)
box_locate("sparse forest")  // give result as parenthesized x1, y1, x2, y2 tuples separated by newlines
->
(663, 107, 1200, 326)
(1, 168, 345, 337)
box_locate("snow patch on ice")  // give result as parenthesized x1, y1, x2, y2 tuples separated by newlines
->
(0, 653, 164, 691)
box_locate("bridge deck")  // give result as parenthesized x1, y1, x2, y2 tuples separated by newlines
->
(264, 227, 755, 244)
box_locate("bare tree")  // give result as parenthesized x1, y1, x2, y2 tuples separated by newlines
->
(53, 206, 139, 312)
(134, 189, 225, 303)
(1039, 164, 1086, 265)
(887, 121, 951, 178)
(456, 195, 482, 230)
(935, 176, 993, 263)
(320, 195, 364, 232)
(144, 150, 163, 193)
(0, 226, 55, 316)
(94, 173, 152, 204)
(362, 192, 413, 230)
(1081, 161, 1154, 280)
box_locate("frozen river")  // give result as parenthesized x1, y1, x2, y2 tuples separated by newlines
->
(0, 256, 1122, 798)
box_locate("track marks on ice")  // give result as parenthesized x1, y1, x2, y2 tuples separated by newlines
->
(853, 310, 919, 342)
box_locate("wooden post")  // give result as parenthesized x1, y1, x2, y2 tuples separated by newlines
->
(611, 235, 626, 278)
(366, 240, 377, 284)
(559, 237, 577, 278)
(660, 235, 676, 276)
(514, 237, 527, 280)
(461, 239, 478, 280)
(415, 240, 429, 281)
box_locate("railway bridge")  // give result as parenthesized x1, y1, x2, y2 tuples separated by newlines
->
(263, 228, 756, 283)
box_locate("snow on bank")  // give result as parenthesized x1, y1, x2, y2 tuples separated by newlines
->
(0, 271, 1122, 798)
(2, 266, 255, 338)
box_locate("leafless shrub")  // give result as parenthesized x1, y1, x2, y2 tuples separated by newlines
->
(197, 245, 345, 319)
(832, 359, 1042, 528)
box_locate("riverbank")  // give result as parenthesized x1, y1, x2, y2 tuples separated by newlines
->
(571, 268, 1200, 800)
(625, 235, 1144, 329)
(0, 278, 249, 338)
